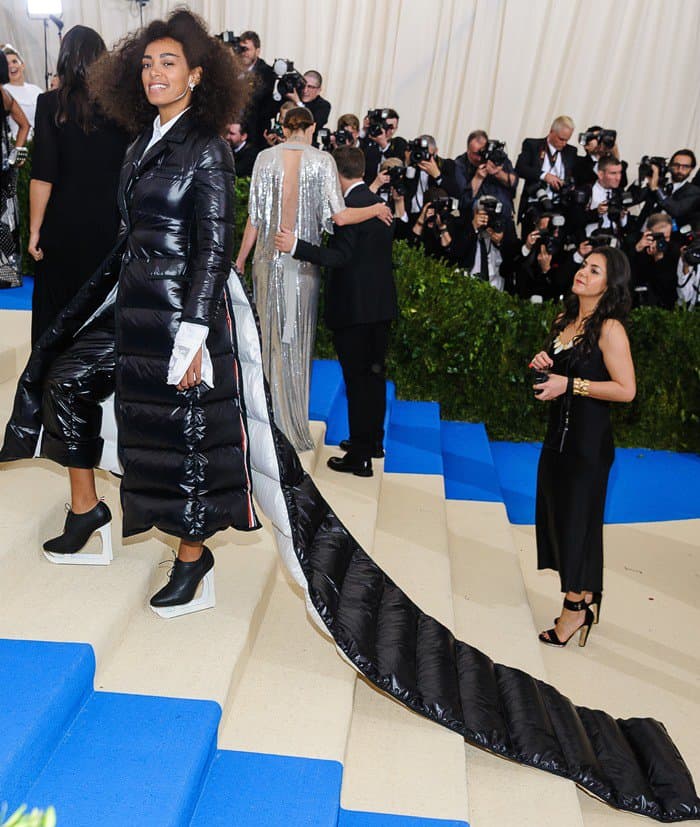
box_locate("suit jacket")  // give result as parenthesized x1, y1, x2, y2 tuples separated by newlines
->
(648, 180, 700, 223)
(232, 141, 258, 178)
(515, 137, 577, 221)
(305, 96, 331, 130)
(574, 153, 629, 189)
(292, 183, 398, 329)
(449, 151, 517, 219)
(403, 156, 456, 216)
(243, 58, 278, 149)
(361, 135, 408, 184)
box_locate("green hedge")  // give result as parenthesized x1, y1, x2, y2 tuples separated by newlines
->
(16, 163, 700, 452)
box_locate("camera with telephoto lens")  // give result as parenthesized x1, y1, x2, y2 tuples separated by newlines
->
(557, 178, 589, 208)
(382, 164, 408, 196)
(477, 139, 508, 167)
(537, 214, 566, 254)
(425, 196, 457, 228)
(272, 59, 306, 102)
(216, 31, 245, 54)
(478, 195, 505, 232)
(534, 188, 555, 212)
(639, 155, 668, 180)
(682, 239, 700, 267)
(650, 231, 669, 254)
(367, 108, 391, 138)
(408, 137, 431, 165)
(605, 188, 635, 223)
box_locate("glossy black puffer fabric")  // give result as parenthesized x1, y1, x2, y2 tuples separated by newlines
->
(115, 116, 258, 539)
(223, 274, 700, 824)
(0, 113, 259, 541)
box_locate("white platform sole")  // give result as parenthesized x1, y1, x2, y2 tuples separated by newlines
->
(43, 522, 113, 566)
(150, 569, 216, 619)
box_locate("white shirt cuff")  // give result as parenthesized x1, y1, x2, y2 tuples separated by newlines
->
(290, 237, 298, 256)
(167, 321, 214, 387)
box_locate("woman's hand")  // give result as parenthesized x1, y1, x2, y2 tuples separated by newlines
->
(28, 230, 43, 262)
(373, 203, 394, 225)
(533, 372, 567, 401)
(529, 350, 553, 371)
(177, 347, 203, 391)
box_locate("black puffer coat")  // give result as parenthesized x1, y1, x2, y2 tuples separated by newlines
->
(1, 112, 259, 541)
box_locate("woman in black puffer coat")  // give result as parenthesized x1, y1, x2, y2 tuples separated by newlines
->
(0, 10, 256, 615)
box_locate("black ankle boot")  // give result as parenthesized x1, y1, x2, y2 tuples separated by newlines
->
(150, 546, 215, 609)
(43, 501, 112, 554)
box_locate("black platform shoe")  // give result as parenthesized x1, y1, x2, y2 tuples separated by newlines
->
(150, 546, 215, 618)
(43, 500, 113, 566)
(327, 453, 373, 477)
(339, 439, 385, 459)
(540, 598, 595, 648)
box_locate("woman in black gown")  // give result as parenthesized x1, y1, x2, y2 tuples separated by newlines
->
(28, 26, 128, 343)
(531, 246, 636, 647)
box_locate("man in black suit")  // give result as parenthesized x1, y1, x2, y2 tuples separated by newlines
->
(286, 70, 331, 131)
(274, 146, 398, 477)
(643, 149, 700, 223)
(515, 116, 577, 224)
(224, 121, 257, 178)
(401, 134, 456, 224)
(361, 108, 408, 184)
(237, 31, 278, 150)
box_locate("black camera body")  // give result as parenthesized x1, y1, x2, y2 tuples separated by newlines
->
(605, 188, 635, 223)
(537, 215, 566, 255)
(334, 129, 354, 147)
(478, 195, 505, 232)
(317, 128, 355, 151)
(557, 178, 588, 208)
(380, 164, 408, 196)
(217, 31, 245, 54)
(682, 239, 700, 267)
(272, 59, 306, 102)
(478, 139, 508, 167)
(589, 229, 619, 249)
(316, 129, 332, 151)
(408, 137, 431, 165)
(425, 196, 456, 228)
(367, 108, 391, 138)
(268, 119, 285, 140)
(639, 155, 668, 180)
(650, 231, 669, 254)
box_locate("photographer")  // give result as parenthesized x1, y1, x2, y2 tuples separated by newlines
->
(451, 194, 518, 291)
(285, 70, 331, 130)
(512, 212, 575, 301)
(643, 150, 700, 223)
(677, 222, 700, 309)
(262, 100, 295, 147)
(409, 186, 463, 263)
(335, 113, 361, 147)
(450, 130, 517, 220)
(234, 31, 278, 150)
(573, 125, 629, 188)
(360, 108, 407, 183)
(374, 158, 412, 231)
(516, 116, 577, 224)
(630, 213, 679, 309)
(582, 155, 635, 242)
(224, 121, 257, 177)
(398, 134, 456, 222)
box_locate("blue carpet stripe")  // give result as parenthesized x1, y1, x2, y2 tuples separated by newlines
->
(340, 812, 468, 826)
(0, 276, 33, 311)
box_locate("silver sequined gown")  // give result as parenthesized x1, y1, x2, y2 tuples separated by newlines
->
(249, 141, 344, 450)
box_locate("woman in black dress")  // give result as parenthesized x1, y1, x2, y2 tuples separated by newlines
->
(531, 246, 636, 647)
(28, 26, 128, 343)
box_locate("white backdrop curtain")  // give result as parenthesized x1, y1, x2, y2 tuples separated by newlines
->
(1, 0, 699, 166)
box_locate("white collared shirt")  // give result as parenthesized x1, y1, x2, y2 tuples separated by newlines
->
(143, 107, 190, 157)
(585, 181, 628, 237)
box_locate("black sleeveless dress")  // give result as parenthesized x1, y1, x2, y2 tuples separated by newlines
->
(536, 336, 613, 593)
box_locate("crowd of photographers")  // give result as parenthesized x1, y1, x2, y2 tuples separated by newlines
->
(222, 31, 700, 311)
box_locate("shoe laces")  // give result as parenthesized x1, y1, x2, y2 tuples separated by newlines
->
(158, 550, 178, 580)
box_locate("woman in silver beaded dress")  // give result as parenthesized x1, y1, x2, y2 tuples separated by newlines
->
(235, 106, 391, 451)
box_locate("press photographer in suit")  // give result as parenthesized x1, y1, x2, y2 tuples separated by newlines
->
(449, 129, 517, 220)
(516, 116, 577, 224)
(235, 31, 277, 150)
(274, 146, 397, 477)
(644, 150, 700, 223)
(224, 121, 257, 177)
(361, 108, 407, 183)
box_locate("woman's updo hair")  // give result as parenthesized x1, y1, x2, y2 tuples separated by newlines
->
(90, 8, 248, 136)
(283, 107, 314, 133)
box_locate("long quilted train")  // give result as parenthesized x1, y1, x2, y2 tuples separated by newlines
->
(225, 272, 700, 824)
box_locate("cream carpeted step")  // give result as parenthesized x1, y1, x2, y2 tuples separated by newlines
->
(514, 520, 700, 827)
(0, 309, 30, 384)
(340, 473, 470, 824)
(216, 443, 384, 762)
(446, 499, 585, 827)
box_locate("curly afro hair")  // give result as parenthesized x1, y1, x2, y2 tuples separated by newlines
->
(89, 8, 248, 137)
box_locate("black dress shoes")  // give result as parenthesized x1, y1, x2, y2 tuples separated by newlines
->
(150, 546, 215, 618)
(339, 439, 385, 459)
(327, 454, 373, 477)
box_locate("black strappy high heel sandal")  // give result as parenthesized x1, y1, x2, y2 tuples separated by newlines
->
(540, 597, 595, 648)
(553, 590, 603, 626)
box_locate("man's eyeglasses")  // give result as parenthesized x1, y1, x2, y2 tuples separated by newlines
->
(303, 83, 320, 90)
(671, 162, 692, 170)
